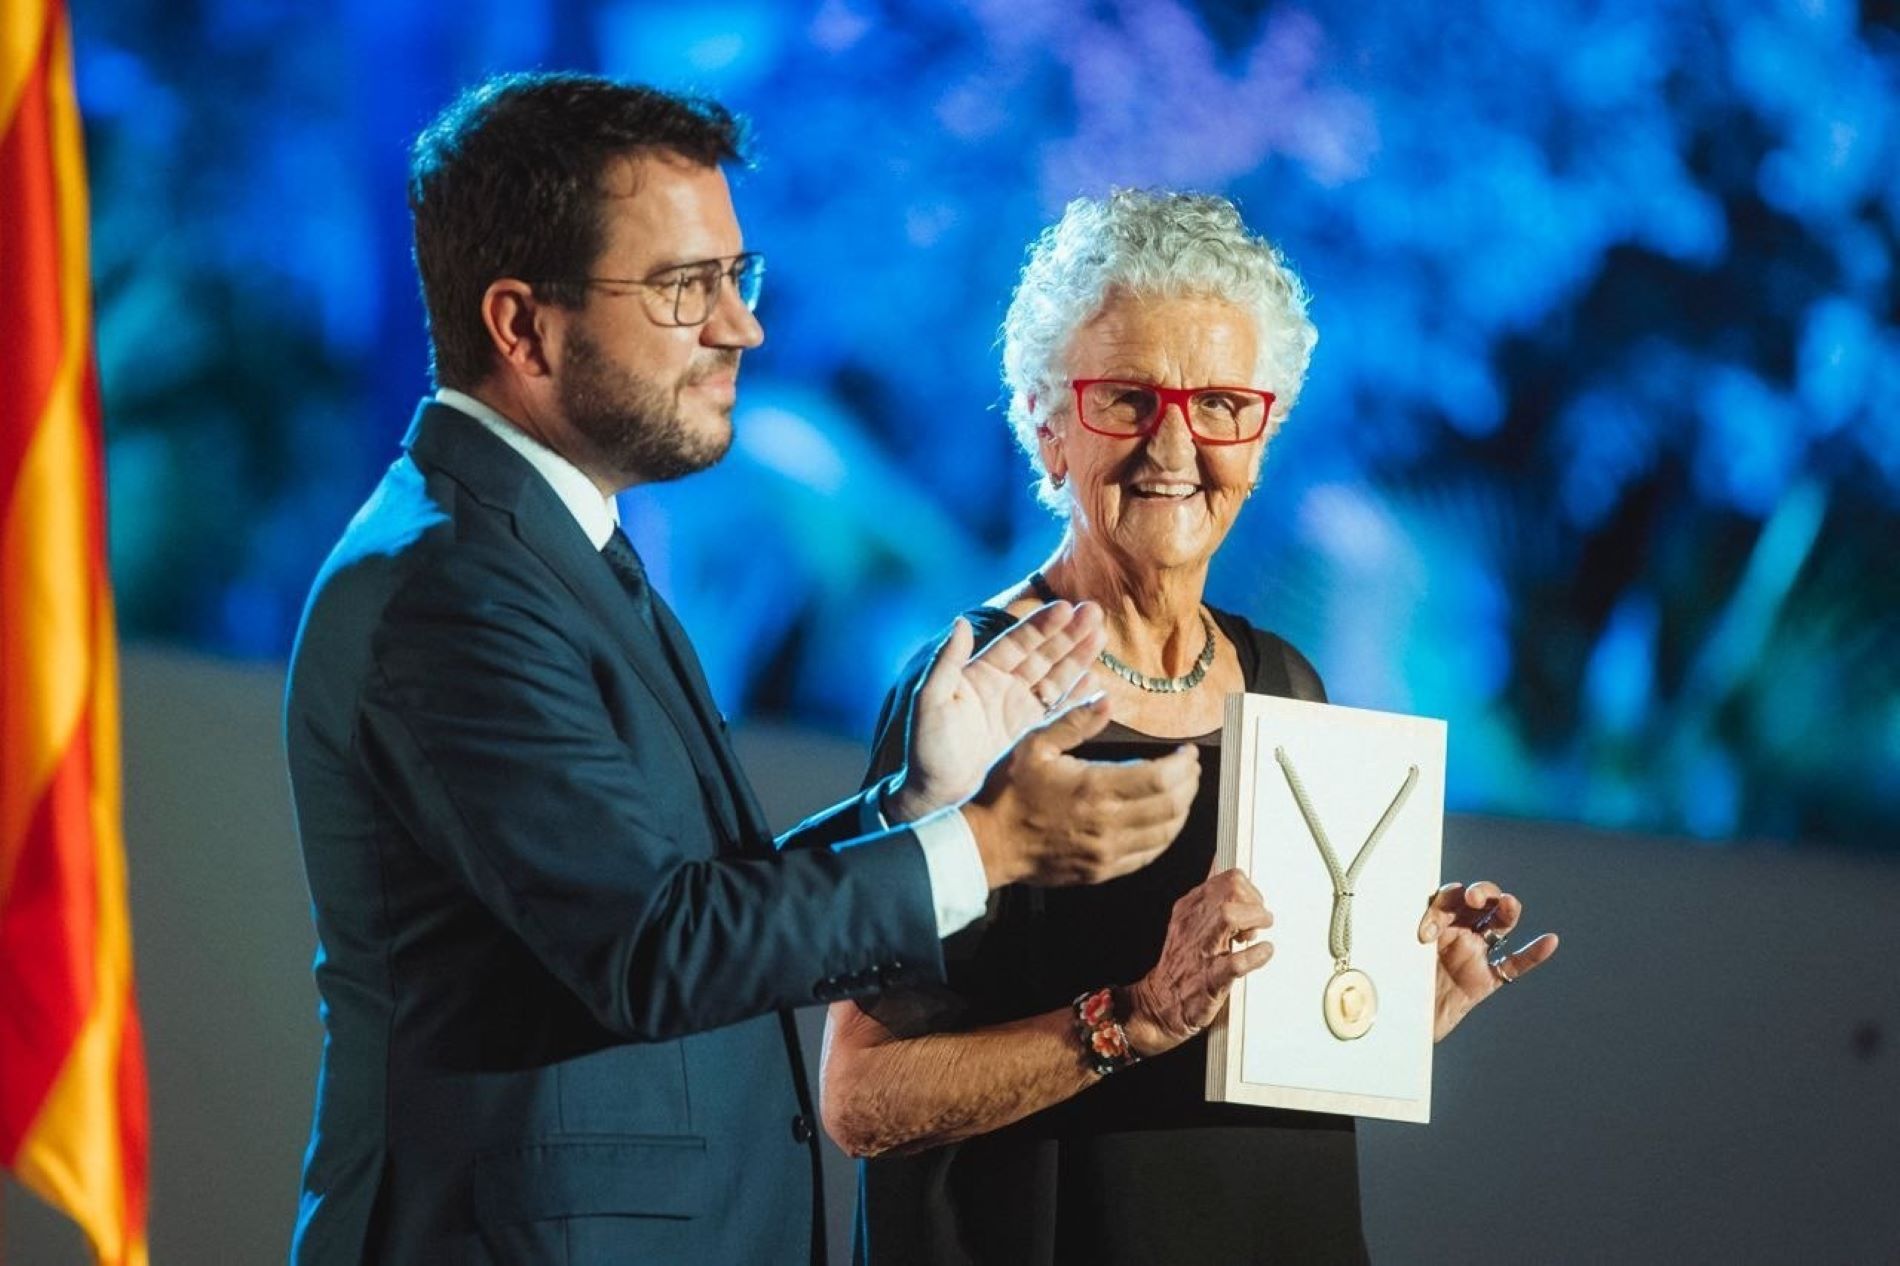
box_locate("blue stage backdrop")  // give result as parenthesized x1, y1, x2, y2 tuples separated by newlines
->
(72, 0, 1898, 849)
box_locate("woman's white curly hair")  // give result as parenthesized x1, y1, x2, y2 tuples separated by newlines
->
(1001, 189, 1317, 514)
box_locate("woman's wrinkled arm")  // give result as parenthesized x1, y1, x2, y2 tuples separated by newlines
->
(820, 868, 1275, 1157)
(820, 999, 1094, 1158)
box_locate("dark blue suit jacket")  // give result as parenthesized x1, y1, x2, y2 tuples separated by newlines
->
(285, 402, 944, 1263)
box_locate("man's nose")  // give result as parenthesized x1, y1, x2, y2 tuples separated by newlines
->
(701, 278, 764, 350)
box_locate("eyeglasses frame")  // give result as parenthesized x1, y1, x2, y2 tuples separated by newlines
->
(1068, 378, 1277, 446)
(534, 251, 765, 328)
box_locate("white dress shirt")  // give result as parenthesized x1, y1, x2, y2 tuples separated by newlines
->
(433, 389, 989, 937)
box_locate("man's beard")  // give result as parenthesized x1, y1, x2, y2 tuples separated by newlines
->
(558, 329, 736, 484)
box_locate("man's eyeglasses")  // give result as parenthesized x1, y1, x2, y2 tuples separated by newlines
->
(1070, 379, 1276, 445)
(538, 252, 765, 327)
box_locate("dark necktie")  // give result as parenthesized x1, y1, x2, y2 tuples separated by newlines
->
(600, 526, 656, 632)
(601, 525, 770, 843)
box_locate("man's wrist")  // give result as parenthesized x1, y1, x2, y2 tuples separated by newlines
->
(956, 800, 1016, 890)
(911, 804, 989, 938)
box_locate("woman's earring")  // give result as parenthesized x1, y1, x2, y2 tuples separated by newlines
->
(1051, 472, 1066, 490)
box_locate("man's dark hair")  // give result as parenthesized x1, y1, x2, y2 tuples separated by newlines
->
(408, 72, 747, 389)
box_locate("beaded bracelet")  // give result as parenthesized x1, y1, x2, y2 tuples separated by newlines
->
(1072, 987, 1141, 1077)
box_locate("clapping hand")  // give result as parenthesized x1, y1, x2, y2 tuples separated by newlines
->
(1417, 881, 1559, 1042)
(885, 602, 1106, 822)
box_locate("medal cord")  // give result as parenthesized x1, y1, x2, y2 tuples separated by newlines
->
(1274, 748, 1420, 962)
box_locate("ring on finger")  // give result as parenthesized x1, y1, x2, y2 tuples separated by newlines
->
(1482, 927, 1514, 971)
(1490, 956, 1517, 986)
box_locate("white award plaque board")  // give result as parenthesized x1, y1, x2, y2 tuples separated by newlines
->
(1205, 693, 1446, 1123)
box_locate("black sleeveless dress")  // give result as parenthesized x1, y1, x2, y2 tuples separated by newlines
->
(853, 606, 1370, 1266)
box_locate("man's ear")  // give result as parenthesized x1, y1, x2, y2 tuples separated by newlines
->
(481, 278, 556, 380)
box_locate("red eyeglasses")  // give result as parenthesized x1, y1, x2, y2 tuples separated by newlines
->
(1070, 379, 1276, 445)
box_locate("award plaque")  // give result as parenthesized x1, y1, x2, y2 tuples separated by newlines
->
(1204, 693, 1446, 1123)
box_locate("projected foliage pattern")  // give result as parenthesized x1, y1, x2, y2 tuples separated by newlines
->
(74, 0, 1900, 847)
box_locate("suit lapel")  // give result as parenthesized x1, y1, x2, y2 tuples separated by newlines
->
(404, 402, 747, 847)
(649, 595, 773, 842)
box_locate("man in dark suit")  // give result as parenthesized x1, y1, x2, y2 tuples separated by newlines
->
(285, 73, 1200, 1263)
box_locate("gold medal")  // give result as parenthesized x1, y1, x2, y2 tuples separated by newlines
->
(1322, 967, 1378, 1040)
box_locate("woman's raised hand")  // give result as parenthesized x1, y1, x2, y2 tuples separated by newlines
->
(886, 601, 1105, 822)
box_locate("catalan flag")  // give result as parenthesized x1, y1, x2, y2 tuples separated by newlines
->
(0, 2, 150, 1263)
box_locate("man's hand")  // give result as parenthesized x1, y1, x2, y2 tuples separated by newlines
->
(959, 696, 1200, 888)
(885, 603, 1106, 822)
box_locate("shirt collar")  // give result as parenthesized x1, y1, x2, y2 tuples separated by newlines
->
(434, 387, 620, 549)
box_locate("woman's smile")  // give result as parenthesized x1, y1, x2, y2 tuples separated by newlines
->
(1125, 478, 1203, 501)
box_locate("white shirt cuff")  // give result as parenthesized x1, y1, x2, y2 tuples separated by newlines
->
(914, 806, 989, 937)
(871, 781, 989, 938)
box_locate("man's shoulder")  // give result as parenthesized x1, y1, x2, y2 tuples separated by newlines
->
(291, 455, 553, 675)
(314, 459, 490, 601)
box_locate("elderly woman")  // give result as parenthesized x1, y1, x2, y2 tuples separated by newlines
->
(821, 190, 1559, 1264)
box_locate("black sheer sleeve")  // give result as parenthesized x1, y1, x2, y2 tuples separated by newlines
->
(1273, 633, 1328, 703)
(1207, 607, 1327, 703)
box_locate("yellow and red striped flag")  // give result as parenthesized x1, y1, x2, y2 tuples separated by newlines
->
(1, 2, 150, 1263)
